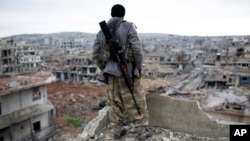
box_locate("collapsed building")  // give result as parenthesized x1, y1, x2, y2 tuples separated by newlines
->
(143, 51, 193, 79)
(75, 37, 250, 141)
(52, 55, 100, 83)
(0, 38, 99, 84)
(0, 38, 100, 140)
(0, 71, 57, 141)
(0, 40, 42, 75)
(1, 34, 250, 140)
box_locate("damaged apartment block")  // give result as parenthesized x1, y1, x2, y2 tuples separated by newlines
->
(52, 56, 100, 83)
(50, 37, 100, 83)
(0, 40, 42, 76)
(0, 73, 57, 141)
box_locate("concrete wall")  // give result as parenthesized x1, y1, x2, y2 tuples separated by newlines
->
(0, 92, 20, 114)
(146, 94, 229, 137)
(0, 119, 34, 141)
(32, 112, 50, 130)
(0, 112, 51, 141)
(0, 86, 46, 115)
(12, 119, 31, 141)
(0, 126, 11, 141)
(80, 94, 231, 140)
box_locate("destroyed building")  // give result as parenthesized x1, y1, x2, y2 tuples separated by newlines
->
(74, 36, 250, 141)
(143, 51, 193, 79)
(52, 56, 100, 83)
(1, 33, 250, 141)
(0, 37, 99, 84)
(202, 43, 250, 87)
(0, 47, 19, 75)
(0, 72, 57, 141)
(0, 40, 42, 75)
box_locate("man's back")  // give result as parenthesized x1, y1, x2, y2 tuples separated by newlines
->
(93, 16, 143, 81)
(92, 4, 152, 140)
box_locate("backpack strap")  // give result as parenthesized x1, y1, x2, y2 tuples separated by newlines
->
(113, 20, 134, 63)
(105, 20, 134, 62)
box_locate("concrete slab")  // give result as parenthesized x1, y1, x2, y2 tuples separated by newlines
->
(146, 94, 229, 137)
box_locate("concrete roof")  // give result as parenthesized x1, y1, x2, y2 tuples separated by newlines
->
(0, 70, 56, 96)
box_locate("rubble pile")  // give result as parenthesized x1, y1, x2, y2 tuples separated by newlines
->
(47, 81, 106, 136)
(90, 126, 229, 141)
(78, 105, 229, 141)
(46, 70, 250, 141)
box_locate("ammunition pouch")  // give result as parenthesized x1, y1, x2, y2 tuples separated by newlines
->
(123, 45, 134, 62)
(99, 44, 110, 69)
(102, 44, 134, 63)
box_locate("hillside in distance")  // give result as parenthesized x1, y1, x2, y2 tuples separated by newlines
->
(1, 31, 250, 41)
(1, 32, 250, 51)
(1, 32, 95, 41)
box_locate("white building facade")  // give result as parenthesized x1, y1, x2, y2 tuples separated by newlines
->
(0, 77, 57, 141)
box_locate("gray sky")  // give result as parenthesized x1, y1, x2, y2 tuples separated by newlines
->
(0, 0, 250, 37)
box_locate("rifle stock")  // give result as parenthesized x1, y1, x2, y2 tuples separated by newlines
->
(99, 20, 141, 115)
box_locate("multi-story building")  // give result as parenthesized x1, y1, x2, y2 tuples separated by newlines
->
(52, 56, 100, 83)
(0, 40, 42, 75)
(0, 73, 57, 141)
(0, 43, 22, 75)
(17, 45, 42, 72)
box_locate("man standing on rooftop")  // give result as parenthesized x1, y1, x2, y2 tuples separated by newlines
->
(93, 4, 152, 140)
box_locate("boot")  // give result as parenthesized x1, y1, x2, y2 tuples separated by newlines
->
(114, 128, 127, 140)
(136, 128, 152, 140)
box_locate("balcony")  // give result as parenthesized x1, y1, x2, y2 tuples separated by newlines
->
(0, 104, 54, 129)
(19, 125, 58, 141)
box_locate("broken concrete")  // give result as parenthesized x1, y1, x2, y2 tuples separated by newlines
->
(77, 106, 108, 141)
(77, 94, 233, 140)
(147, 94, 229, 137)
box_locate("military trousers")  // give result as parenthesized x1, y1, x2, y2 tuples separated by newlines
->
(106, 75, 149, 132)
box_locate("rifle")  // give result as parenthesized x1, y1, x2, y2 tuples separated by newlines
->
(99, 20, 141, 115)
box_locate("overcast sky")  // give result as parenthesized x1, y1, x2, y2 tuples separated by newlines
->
(0, 0, 250, 37)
